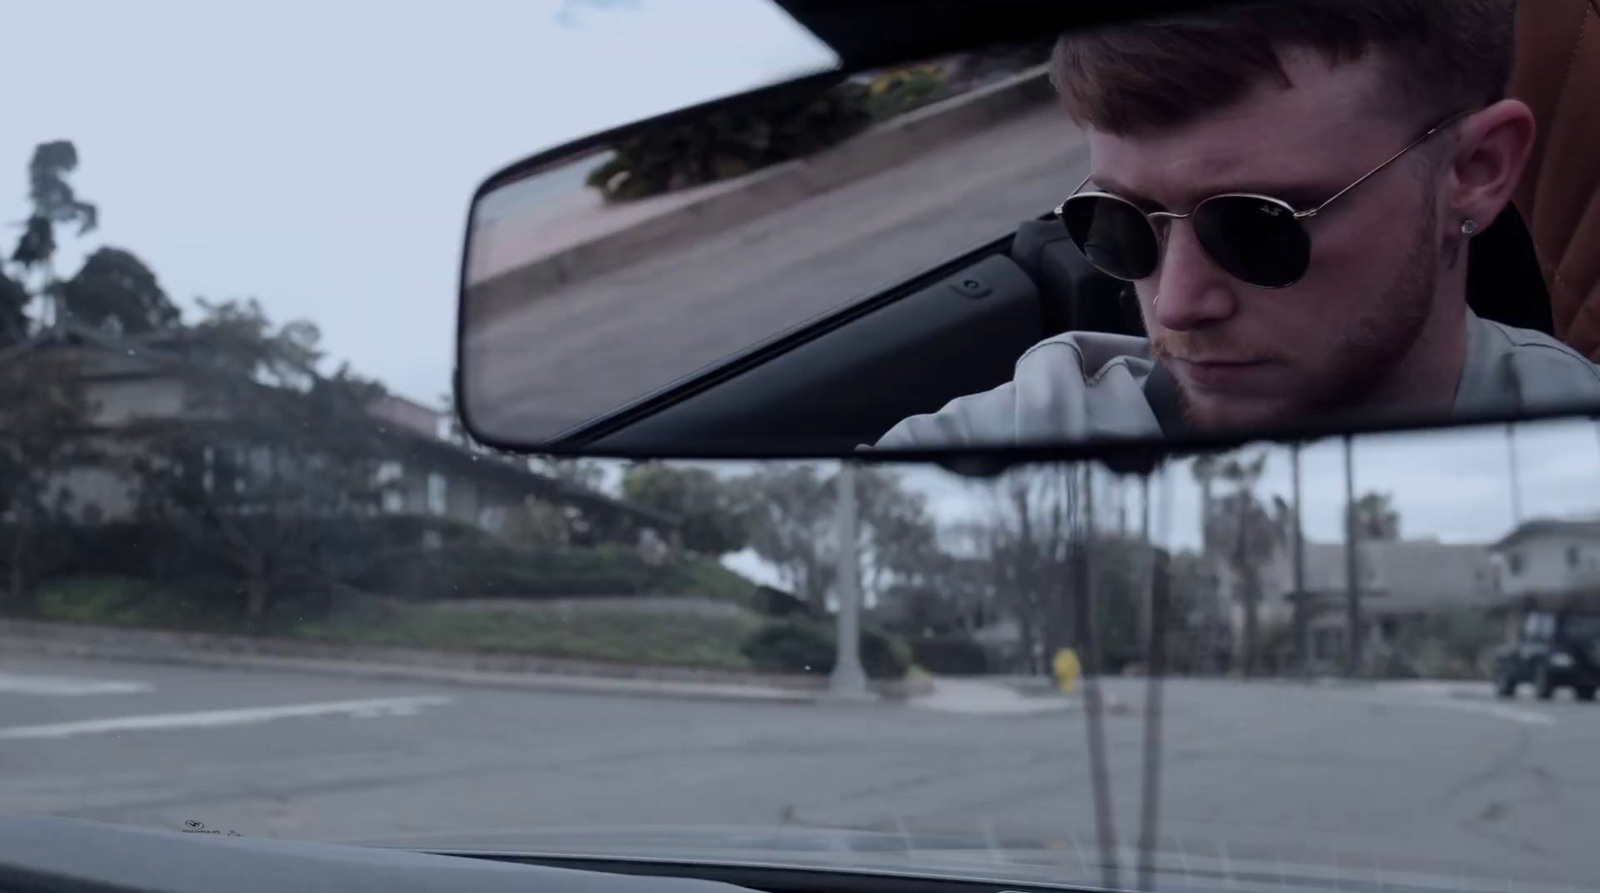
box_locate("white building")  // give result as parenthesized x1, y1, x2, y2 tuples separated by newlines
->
(1490, 519, 1600, 600)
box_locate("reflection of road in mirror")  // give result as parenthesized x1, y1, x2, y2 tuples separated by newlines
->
(461, 94, 1084, 442)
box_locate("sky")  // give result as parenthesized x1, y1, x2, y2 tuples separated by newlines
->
(715, 415, 1600, 588)
(2, 0, 837, 407)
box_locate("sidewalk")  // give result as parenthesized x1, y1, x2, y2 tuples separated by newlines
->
(913, 676, 1130, 715)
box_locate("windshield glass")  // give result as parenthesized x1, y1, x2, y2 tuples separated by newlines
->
(1565, 615, 1600, 641)
(9, 2, 1600, 893)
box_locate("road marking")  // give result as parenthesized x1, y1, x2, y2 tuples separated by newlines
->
(0, 672, 154, 696)
(0, 695, 454, 740)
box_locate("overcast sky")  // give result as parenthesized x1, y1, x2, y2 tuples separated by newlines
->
(715, 415, 1600, 587)
(3, 0, 835, 407)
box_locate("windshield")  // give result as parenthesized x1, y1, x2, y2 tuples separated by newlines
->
(9, 2, 1600, 893)
(1565, 615, 1600, 641)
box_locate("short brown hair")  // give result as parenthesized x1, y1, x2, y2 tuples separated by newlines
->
(1052, 0, 1517, 135)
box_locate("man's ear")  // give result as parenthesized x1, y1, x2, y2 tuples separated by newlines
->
(1449, 99, 1537, 227)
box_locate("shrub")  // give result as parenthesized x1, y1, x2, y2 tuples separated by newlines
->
(345, 541, 760, 603)
(909, 635, 989, 676)
(586, 83, 875, 202)
(740, 618, 910, 680)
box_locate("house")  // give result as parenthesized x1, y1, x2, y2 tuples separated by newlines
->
(1489, 518, 1600, 601)
(0, 321, 676, 544)
(1220, 538, 1498, 668)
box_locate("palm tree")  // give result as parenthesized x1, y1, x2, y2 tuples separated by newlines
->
(1348, 492, 1401, 541)
(1215, 453, 1282, 676)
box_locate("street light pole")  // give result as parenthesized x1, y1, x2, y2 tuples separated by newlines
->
(1507, 423, 1524, 526)
(830, 461, 869, 698)
(1343, 436, 1362, 678)
(1291, 443, 1308, 675)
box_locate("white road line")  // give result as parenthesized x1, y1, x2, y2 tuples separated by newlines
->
(0, 695, 455, 740)
(0, 672, 154, 696)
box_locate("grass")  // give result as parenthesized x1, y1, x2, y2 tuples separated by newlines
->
(297, 599, 761, 670)
(34, 575, 256, 632)
(27, 570, 770, 673)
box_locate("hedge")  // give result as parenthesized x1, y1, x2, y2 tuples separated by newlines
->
(909, 635, 989, 676)
(740, 618, 911, 680)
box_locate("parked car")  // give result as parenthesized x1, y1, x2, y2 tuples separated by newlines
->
(1492, 602, 1600, 701)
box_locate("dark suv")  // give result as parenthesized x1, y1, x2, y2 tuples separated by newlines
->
(1493, 608, 1600, 701)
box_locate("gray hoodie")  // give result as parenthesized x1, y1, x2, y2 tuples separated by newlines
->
(875, 310, 1600, 448)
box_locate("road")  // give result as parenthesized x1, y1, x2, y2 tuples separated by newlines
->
(463, 106, 1088, 441)
(5, 654, 1600, 892)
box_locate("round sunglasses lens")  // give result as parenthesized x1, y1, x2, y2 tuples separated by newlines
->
(1193, 196, 1312, 288)
(1060, 195, 1159, 281)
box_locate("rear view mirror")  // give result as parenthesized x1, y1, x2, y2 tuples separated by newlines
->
(458, 44, 1071, 455)
(456, 2, 1600, 460)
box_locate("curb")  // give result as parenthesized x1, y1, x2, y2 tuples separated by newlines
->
(467, 65, 1056, 325)
(0, 619, 927, 706)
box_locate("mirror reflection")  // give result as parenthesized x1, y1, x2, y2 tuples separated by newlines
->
(459, 0, 1600, 456)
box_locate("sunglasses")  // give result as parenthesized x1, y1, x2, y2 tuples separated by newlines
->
(1054, 110, 1474, 289)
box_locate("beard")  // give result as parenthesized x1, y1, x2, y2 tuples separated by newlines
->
(1165, 199, 1440, 432)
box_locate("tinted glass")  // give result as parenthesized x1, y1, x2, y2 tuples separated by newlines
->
(1060, 194, 1161, 281)
(1192, 196, 1314, 288)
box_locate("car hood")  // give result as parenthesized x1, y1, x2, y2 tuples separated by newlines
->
(347, 825, 1577, 893)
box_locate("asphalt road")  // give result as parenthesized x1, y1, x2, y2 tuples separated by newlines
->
(5, 654, 1600, 892)
(463, 106, 1088, 441)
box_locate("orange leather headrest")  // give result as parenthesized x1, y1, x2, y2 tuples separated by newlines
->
(1510, 0, 1600, 360)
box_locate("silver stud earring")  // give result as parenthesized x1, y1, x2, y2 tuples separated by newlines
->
(1461, 218, 1479, 236)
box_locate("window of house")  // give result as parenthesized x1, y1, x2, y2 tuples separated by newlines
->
(1508, 552, 1525, 575)
(376, 461, 405, 514)
(1569, 545, 1582, 569)
(427, 473, 448, 516)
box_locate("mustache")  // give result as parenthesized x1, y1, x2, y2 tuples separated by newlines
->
(1151, 331, 1278, 364)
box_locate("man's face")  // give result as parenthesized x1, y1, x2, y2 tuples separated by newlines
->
(1086, 50, 1450, 430)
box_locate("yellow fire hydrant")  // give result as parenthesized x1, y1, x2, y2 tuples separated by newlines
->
(1053, 648, 1081, 694)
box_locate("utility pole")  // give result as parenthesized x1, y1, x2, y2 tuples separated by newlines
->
(1507, 423, 1524, 527)
(1139, 475, 1152, 648)
(1343, 437, 1362, 678)
(830, 461, 869, 698)
(1291, 443, 1308, 675)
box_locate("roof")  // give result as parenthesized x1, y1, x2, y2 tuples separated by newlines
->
(1492, 518, 1600, 552)
(1270, 539, 1497, 603)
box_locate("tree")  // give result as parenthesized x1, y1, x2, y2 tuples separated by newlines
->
(1212, 453, 1284, 676)
(620, 462, 745, 555)
(734, 464, 937, 611)
(0, 272, 28, 346)
(855, 468, 939, 597)
(1348, 491, 1401, 541)
(529, 456, 608, 492)
(736, 464, 839, 608)
(0, 351, 101, 612)
(52, 247, 180, 334)
(973, 465, 1083, 673)
(125, 302, 395, 624)
(11, 141, 97, 275)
